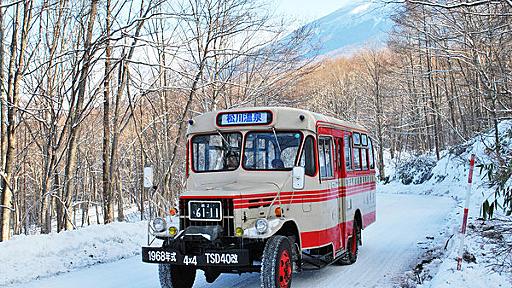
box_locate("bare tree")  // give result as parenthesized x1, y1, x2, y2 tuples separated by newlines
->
(102, 0, 113, 223)
(1, 0, 33, 241)
(61, 0, 99, 231)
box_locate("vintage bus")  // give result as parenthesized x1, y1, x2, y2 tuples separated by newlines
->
(142, 107, 376, 288)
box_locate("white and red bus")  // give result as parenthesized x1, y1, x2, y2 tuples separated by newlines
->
(142, 107, 376, 288)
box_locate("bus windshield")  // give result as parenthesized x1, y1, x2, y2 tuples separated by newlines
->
(243, 131, 302, 170)
(192, 132, 242, 172)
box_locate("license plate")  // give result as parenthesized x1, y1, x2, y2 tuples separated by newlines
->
(141, 247, 249, 266)
(188, 201, 222, 221)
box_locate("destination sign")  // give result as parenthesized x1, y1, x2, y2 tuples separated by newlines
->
(218, 111, 271, 126)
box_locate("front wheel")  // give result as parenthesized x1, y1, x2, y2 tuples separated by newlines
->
(158, 264, 196, 288)
(261, 235, 293, 288)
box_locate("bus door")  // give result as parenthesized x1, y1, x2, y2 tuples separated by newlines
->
(339, 131, 352, 250)
(318, 126, 344, 251)
(333, 131, 345, 251)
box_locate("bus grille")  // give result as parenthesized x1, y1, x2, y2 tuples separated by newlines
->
(179, 198, 235, 237)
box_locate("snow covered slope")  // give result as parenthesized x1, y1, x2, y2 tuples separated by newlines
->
(380, 121, 512, 288)
(382, 120, 512, 211)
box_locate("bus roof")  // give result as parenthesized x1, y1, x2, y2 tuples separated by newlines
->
(186, 107, 367, 135)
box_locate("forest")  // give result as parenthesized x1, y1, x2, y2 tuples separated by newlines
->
(0, 0, 511, 241)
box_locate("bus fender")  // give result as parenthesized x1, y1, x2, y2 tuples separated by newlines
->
(244, 218, 301, 247)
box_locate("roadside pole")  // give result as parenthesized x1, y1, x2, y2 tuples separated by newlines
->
(456, 154, 476, 271)
(143, 166, 154, 220)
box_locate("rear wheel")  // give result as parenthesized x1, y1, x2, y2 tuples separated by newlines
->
(261, 235, 293, 288)
(158, 264, 196, 288)
(347, 221, 360, 264)
(335, 221, 361, 265)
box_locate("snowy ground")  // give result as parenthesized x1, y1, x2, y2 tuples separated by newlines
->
(380, 181, 512, 288)
(380, 121, 512, 288)
(3, 193, 454, 288)
(0, 221, 147, 287)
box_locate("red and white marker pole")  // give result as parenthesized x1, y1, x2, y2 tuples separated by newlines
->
(456, 154, 476, 271)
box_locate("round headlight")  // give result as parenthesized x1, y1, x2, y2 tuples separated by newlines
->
(168, 226, 177, 236)
(255, 218, 269, 234)
(152, 217, 166, 232)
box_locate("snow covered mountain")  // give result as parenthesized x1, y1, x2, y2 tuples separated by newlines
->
(297, 1, 395, 58)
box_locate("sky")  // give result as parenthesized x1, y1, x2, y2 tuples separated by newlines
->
(276, 0, 352, 21)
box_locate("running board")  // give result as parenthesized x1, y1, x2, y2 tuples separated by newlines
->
(300, 250, 348, 270)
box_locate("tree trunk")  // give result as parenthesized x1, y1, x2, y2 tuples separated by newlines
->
(116, 171, 124, 222)
(62, 0, 99, 231)
(1, 0, 32, 241)
(102, 0, 113, 224)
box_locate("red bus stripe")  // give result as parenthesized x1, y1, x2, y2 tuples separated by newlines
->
(301, 211, 376, 250)
(181, 182, 376, 208)
(232, 182, 375, 201)
(233, 188, 375, 209)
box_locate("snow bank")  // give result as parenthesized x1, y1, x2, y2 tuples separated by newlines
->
(381, 120, 512, 214)
(0, 221, 147, 286)
(381, 120, 512, 287)
(419, 220, 511, 288)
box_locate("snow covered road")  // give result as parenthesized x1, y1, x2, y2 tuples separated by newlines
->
(8, 193, 455, 288)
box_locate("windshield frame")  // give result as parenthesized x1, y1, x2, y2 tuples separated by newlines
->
(190, 132, 243, 173)
(242, 130, 304, 171)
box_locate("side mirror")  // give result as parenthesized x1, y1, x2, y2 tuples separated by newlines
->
(292, 166, 305, 190)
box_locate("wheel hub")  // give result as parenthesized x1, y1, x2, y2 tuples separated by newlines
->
(278, 250, 292, 288)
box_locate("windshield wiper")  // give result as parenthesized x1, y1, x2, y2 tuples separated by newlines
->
(271, 127, 282, 155)
(215, 129, 231, 151)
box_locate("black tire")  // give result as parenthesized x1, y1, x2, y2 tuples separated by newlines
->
(335, 221, 361, 265)
(347, 221, 360, 264)
(158, 264, 196, 288)
(261, 235, 293, 288)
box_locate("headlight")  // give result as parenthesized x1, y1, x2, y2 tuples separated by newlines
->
(152, 217, 166, 232)
(168, 226, 178, 236)
(255, 218, 268, 234)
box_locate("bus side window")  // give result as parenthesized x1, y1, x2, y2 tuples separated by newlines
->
(299, 136, 317, 176)
(318, 137, 334, 179)
(318, 138, 326, 177)
(344, 135, 352, 171)
(368, 137, 375, 169)
(361, 148, 368, 170)
(353, 133, 361, 170)
(361, 134, 368, 170)
(336, 138, 342, 173)
(324, 138, 333, 177)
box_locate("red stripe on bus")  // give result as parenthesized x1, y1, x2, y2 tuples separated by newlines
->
(232, 183, 375, 208)
(300, 211, 376, 250)
(301, 222, 343, 250)
(233, 188, 375, 208)
(180, 182, 376, 208)
(233, 189, 375, 209)
(363, 210, 376, 227)
(233, 182, 375, 201)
